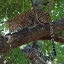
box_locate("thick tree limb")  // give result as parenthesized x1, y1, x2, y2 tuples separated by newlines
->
(0, 19, 64, 54)
(41, 34, 64, 44)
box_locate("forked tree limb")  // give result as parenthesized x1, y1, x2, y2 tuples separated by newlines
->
(29, 53, 46, 64)
(0, 19, 64, 54)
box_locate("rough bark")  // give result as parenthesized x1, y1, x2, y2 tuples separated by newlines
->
(0, 18, 64, 54)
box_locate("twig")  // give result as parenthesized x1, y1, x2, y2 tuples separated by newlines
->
(48, 0, 54, 14)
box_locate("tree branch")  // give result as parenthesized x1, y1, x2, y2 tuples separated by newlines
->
(0, 53, 7, 64)
(0, 18, 64, 54)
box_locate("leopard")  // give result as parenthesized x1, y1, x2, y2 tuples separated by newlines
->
(6, 9, 51, 32)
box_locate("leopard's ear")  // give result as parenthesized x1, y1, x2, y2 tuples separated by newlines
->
(6, 20, 13, 32)
(6, 20, 11, 25)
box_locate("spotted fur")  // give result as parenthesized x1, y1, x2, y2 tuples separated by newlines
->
(7, 9, 50, 32)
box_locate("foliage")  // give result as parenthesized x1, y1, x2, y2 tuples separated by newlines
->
(0, 0, 64, 64)
(5, 47, 29, 64)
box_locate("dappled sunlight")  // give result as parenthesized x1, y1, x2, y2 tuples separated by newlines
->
(0, 0, 64, 64)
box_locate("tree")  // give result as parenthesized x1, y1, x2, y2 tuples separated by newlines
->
(0, 0, 64, 64)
